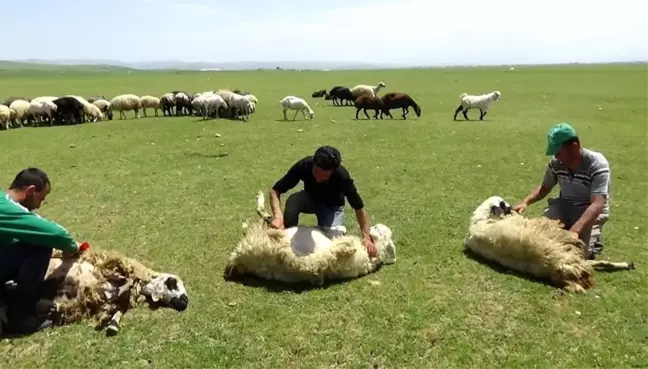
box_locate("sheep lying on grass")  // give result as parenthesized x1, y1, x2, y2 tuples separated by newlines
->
(464, 196, 635, 293)
(0, 248, 188, 337)
(224, 191, 396, 286)
(453, 91, 501, 121)
(279, 96, 314, 120)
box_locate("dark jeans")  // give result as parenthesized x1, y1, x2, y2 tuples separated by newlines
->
(284, 190, 345, 230)
(0, 242, 52, 307)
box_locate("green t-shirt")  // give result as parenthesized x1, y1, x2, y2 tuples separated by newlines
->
(0, 191, 78, 252)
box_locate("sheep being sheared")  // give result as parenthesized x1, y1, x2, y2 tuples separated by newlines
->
(224, 191, 396, 286)
(0, 248, 189, 337)
(463, 196, 635, 293)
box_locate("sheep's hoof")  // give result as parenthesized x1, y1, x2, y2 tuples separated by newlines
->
(628, 262, 635, 270)
(106, 321, 119, 336)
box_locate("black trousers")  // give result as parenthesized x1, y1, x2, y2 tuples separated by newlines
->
(0, 242, 52, 307)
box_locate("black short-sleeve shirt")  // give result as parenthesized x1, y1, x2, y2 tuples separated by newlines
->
(272, 156, 365, 210)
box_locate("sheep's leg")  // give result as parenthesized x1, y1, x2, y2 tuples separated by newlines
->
(453, 105, 463, 120)
(402, 107, 409, 119)
(106, 282, 132, 336)
(363, 109, 370, 119)
(155, 108, 159, 117)
(293, 110, 299, 121)
(462, 109, 469, 120)
(355, 108, 360, 120)
(143, 108, 148, 118)
(587, 260, 635, 271)
(283, 108, 288, 121)
(373, 109, 379, 119)
(479, 109, 485, 120)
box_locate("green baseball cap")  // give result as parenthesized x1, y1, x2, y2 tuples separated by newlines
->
(545, 123, 577, 156)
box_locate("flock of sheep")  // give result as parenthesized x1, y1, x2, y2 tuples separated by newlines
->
(0, 80, 504, 130)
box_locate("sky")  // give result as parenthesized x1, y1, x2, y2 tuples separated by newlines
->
(1, 0, 647, 66)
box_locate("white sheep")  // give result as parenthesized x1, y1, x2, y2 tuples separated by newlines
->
(279, 96, 314, 120)
(91, 99, 112, 120)
(205, 94, 227, 119)
(464, 196, 635, 293)
(139, 95, 161, 117)
(0, 105, 12, 129)
(108, 94, 141, 119)
(28, 100, 58, 125)
(228, 93, 255, 121)
(453, 91, 501, 121)
(85, 103, 105, 122)
(224, 191, 396, 285)
(0, 248, 189, 336)
(9, 100, 31, 127)
(350, 82, 386, 98)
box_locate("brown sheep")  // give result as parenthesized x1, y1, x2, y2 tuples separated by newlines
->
(354, 95, 389, 120)
(381, 92, 422, 119)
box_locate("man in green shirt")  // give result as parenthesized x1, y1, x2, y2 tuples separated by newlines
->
(0, 167, 80, 335)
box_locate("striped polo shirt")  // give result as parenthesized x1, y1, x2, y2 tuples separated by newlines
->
(542, 148, 611, 214)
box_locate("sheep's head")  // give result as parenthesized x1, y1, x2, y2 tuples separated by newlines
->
(470, 196, 514, 224)
(370, 223, 396, 264)
(493, 91, 502, 101)
(141, 273, 188, 312)
(378, 82, 386, 88)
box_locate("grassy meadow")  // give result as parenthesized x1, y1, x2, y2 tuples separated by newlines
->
(0, 63, 646, 369)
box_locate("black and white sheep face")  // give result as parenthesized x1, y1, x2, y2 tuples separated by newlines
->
(493, 91, 502, 101)
(141, 273, 188, 312)
(370, 224, 396, 264)
(486, 196, 513, 219)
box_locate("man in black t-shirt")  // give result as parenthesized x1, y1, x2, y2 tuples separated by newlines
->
(269, 145, 377, 257)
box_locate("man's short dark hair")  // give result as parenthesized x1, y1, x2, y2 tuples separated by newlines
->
(562, 136, 580, 147)
(313, 145, 342, 170)
(9, 167, 50, 191)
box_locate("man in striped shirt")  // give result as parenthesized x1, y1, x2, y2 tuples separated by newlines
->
(514, 123, 611, 259)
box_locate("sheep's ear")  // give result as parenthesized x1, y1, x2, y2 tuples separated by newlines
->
(499, 200, 512, 214)
(490, 205, 499, 214)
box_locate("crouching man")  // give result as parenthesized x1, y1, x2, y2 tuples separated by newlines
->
(0, 168, 82, 335)
(269, 145, 377, 257)
(514, 123, 611, 260)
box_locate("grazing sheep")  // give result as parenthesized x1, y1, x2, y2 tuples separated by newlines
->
(85, 103, 104, 122)
(28, 100, 58, 125)
(160, 93, 175, 116)
(351, 82, 386, 99)
(453, 91, 501, 121)
(9, 100, 32, 127)
(206, 94, 228, 119)
(52, 97, 85, 125)
(108, 94, 141, 120)
(279, 96, 314, 120)
(139, 95, 161, 117)
(354, 95, 386, 120)
(325, 86, 355, 106)
(463, 196, 635, 293)
(0, 105, 12, 129)
(381, 92, 421, 119)
(229, 94, 255, 121)
(92, 99, 113, 120)
(173, 92, 192, 116)
(224, 191, 396, 285)
(65, 95, 98, 123)
(0, 248, 189, 336)
(312, 89, 327, 98)
(233, 89, 251, 96)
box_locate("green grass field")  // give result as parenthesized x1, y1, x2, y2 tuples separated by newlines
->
(0, 64, 646, 369)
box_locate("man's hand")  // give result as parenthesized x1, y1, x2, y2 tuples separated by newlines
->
(271, 217, 285, 230)
(513, 201, 528, 214)
(363, 235, 377, 258)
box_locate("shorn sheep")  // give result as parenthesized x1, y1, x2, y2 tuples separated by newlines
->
(453, 91, 501, 121)
(0, 105, 12, 129)
(0, 247, 189, 336)
(279, 96, 314, 121)
(224, 191, 396, 285)
(463, 196, 634, 293)
(108, 94, 141, 120)
(139, 95, 161, 117)
(381, 92, 421, 119)
(351, 82, 386, 99)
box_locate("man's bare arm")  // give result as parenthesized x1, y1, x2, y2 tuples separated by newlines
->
(570, 195, 606, 236)
(355, 208, 371, 239)
(269, 189, 283, 219)
(522, 184, 552, 206)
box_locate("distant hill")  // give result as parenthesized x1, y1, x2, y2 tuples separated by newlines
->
(1, 59, 645, 72)
(0, 59, 411, 71)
